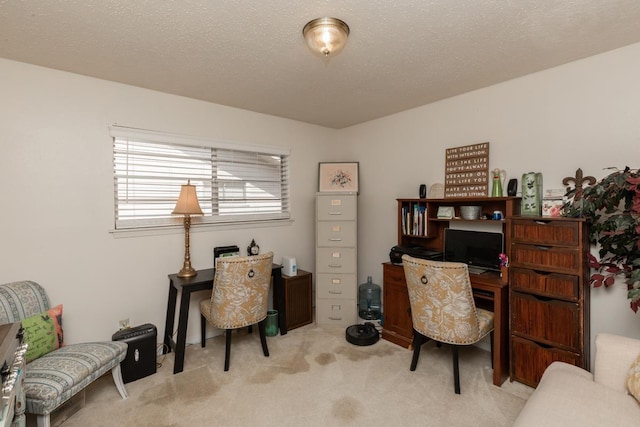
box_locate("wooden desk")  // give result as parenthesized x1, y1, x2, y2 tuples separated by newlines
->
(163, 264, 283, 374)
(381, 262, 509, 387)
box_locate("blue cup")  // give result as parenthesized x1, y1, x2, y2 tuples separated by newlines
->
(492, 211, 503, 220)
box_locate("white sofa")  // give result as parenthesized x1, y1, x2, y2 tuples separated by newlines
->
(514, 333, 640, 426)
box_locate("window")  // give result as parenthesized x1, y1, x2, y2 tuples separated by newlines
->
(111, 126, 290, 230)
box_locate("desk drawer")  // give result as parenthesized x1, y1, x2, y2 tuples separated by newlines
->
(511, 336, 581, 388)
(511, 244, 581, 275)
(316, 273, 356, 299)
(510, 219, 580, 246)
(317, 195, 357, 221)
(511, 267, 579, 301)
(316, 248, 356, 273)
(316, 299, 356, 326)
(383, 263, 406, 285)
(317, 221, 356, 247)
(511, 291, 580, 350)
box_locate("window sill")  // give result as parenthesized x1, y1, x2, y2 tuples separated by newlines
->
(109, 218, 294, 239)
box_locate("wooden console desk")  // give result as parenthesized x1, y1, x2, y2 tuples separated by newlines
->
(163, 264, 283, 374)
(382, 262, 509, 387)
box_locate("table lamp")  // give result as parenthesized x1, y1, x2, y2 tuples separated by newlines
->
(172, 180, 203, 278)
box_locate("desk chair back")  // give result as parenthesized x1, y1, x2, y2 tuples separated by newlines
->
(200, 252, 274, 370)
(402, 255, 494, 393)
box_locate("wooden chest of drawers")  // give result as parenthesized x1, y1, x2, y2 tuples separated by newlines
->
(508, 217, 590, 387)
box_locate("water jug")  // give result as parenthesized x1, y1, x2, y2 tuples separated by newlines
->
(358, 276, 381, 320)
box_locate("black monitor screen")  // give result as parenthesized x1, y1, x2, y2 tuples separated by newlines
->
(443, 229, 504, 273)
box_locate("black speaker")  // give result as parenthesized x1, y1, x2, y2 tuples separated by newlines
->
(419, 184, 427, 199)
(507, 179, 518, 196)
(112, 323, 157, 383)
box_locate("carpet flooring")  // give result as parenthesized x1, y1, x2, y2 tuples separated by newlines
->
(36, 324, 533, 426)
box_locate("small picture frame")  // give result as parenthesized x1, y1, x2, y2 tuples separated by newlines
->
(542, 198, 564, 217)
(437, 206, 454, 219)
(318, 162, 359, 193)
(213, 245, 240, 267)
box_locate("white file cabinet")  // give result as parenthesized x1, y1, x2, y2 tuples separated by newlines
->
(315, 193, 357, 326)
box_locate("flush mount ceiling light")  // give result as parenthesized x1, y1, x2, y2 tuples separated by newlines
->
(303, 17, 350, 58)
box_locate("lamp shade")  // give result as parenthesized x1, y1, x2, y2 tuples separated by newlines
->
(303, 17, 350, 57)
(172, 182, 203, 215)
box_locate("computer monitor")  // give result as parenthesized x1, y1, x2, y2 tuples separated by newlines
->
(443, 229, 503, 274)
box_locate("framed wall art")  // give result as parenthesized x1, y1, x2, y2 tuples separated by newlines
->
(318, 162, 359, 193)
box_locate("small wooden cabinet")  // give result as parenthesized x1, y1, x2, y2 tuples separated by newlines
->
(283, 270, 313, 330)
(508, 217, 590, 387)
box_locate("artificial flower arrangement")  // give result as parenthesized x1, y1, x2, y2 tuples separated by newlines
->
(498, 253, 509, 282)
(499, 253, 509, 268)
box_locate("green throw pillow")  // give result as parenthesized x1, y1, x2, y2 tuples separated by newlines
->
(23, 304, 64, 363)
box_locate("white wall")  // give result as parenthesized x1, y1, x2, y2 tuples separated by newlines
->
(0, 58, 340, 345)
(342, 42, 640, 367)
(2, 41, 640, 365)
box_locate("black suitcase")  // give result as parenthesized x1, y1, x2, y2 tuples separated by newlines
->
(112, 323, 157, 383)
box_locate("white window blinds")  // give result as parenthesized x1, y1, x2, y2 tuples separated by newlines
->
(111, 126, 290, 230)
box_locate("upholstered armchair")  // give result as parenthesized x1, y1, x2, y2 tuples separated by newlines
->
(402, 255, 494, 394)
(200, 252, 274, 371)
(0, 281, 128, 427)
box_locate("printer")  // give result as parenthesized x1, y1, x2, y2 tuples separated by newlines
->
(389, 245, 443, 264)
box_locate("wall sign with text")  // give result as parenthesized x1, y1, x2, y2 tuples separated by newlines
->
(444, 142, 489, 198)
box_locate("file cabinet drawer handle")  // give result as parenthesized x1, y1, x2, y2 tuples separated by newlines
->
(329, 264, 342, 268)
(328, 290, 342, 294)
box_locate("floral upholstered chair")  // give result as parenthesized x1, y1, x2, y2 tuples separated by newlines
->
(402, 255, 494, 394)
(0, 281, 128, 427)
(200, 252, 274, 371)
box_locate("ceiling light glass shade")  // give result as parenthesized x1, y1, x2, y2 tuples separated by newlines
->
(303, 17, 350, 57)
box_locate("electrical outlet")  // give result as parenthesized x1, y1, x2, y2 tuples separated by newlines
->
(119, 318, 130, 330)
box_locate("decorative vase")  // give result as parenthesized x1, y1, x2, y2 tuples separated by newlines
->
(492, 169, 503, 197)
(500, 266, 508, 284)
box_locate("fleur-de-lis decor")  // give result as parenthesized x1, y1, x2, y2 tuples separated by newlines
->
(562, 168, 595, 200)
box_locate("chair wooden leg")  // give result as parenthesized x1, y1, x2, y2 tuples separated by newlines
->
(452, 345, 460, 394)
(490, 331, 494, 369)
(258, 319, 269, 357)
(200, 315, 206, 348)
(224, 329, 232, 371)
(410, 329, 426, 371)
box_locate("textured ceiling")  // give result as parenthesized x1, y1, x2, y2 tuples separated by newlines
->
(2, 1, 640, 129)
